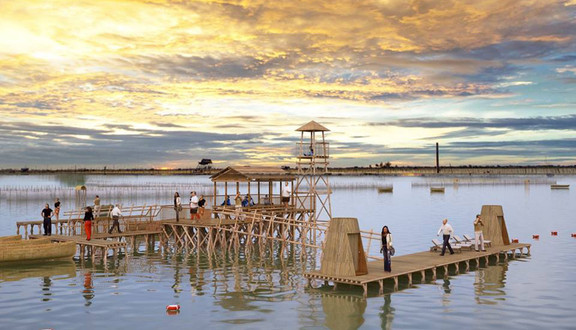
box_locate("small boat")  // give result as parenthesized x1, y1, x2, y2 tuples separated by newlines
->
(0, 236, 76, 263)
(377, 186, 393, 193)
(430, 187, 445, 193)
(550, 184, 569, 189)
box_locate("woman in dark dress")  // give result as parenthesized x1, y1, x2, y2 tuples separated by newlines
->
(381, 226, 393, 272)
(198, 195, 206, 218)
(84, 206, 94, 241)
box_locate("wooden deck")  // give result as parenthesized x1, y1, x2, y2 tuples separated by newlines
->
(30, 234, 127, 263)
(305, 242, 531, 296)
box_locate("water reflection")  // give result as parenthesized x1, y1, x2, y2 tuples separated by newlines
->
(0, 260, 76, 282)
(321, 293, 366, 329)
(380, 294, 395, 330)
(41, 276, 52, 302)
(83, 272, 94, 306)
(474, 263, 508, 305)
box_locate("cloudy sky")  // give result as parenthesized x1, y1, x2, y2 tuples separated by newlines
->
(1, 0, 575, 168)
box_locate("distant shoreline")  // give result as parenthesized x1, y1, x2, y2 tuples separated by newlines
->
(2, 165, 576, 176)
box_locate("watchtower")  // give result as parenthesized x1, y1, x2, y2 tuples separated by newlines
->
(294, 120, 332, 223)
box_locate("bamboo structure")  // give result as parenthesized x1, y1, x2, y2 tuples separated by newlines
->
(480, 205, 510, 246)
(320, 218, 368, 277)
(294, 121, 332, 223)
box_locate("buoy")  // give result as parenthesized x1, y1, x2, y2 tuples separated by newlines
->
(166, 304, 180, 311)
(166, 310, 180, 316)
(551, 231, 558, 236)
(512, 238, 519, 243)
(571, 233, 576, 238)
(532, 235, 539, 239)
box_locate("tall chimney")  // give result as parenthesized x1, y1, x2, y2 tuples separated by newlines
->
(436, 142, 440, 173)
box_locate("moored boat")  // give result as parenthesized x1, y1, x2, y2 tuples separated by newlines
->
(0, 237, 76, 263)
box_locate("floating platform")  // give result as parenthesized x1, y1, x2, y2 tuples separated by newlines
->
(430, 187, 445, 193)
(377, 186, 393, 193)
(550, 184, 570, 189)
(305, 242, 530, 297)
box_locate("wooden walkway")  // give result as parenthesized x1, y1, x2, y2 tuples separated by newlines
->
(305, 243, 531, 297)
(30, 234, 127, 263)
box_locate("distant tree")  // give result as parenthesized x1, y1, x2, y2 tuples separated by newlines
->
(385, 162, 392, 168)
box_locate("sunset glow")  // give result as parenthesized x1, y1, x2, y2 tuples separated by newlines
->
(1, 0, 575, 168)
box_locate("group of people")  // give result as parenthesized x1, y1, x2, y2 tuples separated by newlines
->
(173, 191, 206, 222)
(380, 214, 487, 272)
(41, 195, 124, 241)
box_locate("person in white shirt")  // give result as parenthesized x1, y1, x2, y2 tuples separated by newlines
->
(437, 218, 454, 256)
(281, 182, 291, 207)
(190, 191, 199, 220)
(108, 204, 122, 234)
(473, 214, 486, 252)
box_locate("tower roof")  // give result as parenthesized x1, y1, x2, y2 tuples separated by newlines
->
(296, 120, 330, 132)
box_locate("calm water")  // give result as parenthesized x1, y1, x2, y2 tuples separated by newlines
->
(0, 174, 575, 329)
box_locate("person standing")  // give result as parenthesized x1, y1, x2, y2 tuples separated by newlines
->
(198, 195, 206, 219)
(94, 195, 101, 218)
(281, 182, 291, 207)
(234, 192, 242, 219)
(174, 192, 182, 222)
(190, 191, 199, 220)
(54, 198, 61, 221)
(380, 225, 393, 272)
(473, 214, 486, 252)
(84, 206, 94, 241)
(437, 218, 455, 256)
(41, 203, 53, 236)
(109, 204, 123, 234)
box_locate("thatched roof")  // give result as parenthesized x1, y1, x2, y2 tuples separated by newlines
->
(210, 166, 295, 182)
(296, 120, 330, 132)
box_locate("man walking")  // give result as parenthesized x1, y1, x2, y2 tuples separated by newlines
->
(473, 214, 486, 252)
(437, 218, 454, 256)
(109, 204, 123, 234)
(41, 203, 54, 236)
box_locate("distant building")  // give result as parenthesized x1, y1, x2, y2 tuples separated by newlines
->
(197, 159, 213, 170)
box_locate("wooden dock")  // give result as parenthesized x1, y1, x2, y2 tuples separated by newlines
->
(305, 242, 531, 296)
(30, 234, 127, 263)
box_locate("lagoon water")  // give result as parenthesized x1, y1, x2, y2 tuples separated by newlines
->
(0, 174, 575, 329)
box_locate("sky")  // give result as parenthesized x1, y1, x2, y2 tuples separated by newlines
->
(1, 0, 575, 169)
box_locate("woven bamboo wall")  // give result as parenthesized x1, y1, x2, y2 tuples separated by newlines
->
(480, 205, 510, 246)
(320, 217, 368, 276)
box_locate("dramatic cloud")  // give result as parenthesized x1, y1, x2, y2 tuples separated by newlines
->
(0, 0, 575, 167)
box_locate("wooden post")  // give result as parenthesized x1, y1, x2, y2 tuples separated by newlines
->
(213, 181, 217, 210)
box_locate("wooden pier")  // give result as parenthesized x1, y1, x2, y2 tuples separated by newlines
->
(30, 234, 128, 263)
(305, 242, 531, 297)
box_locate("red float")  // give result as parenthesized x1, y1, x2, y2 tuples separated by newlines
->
(166, 304, 180, 311)
(551, 231, 558, 236)
(512, 238, 519, 243)
(532, 235, 539, 239)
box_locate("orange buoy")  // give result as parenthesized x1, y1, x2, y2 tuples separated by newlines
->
(551, 231, 558, 236)
(532, 235, 539, 239)
(166, 304, 180, 311)
(512, 238, 519, 243)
